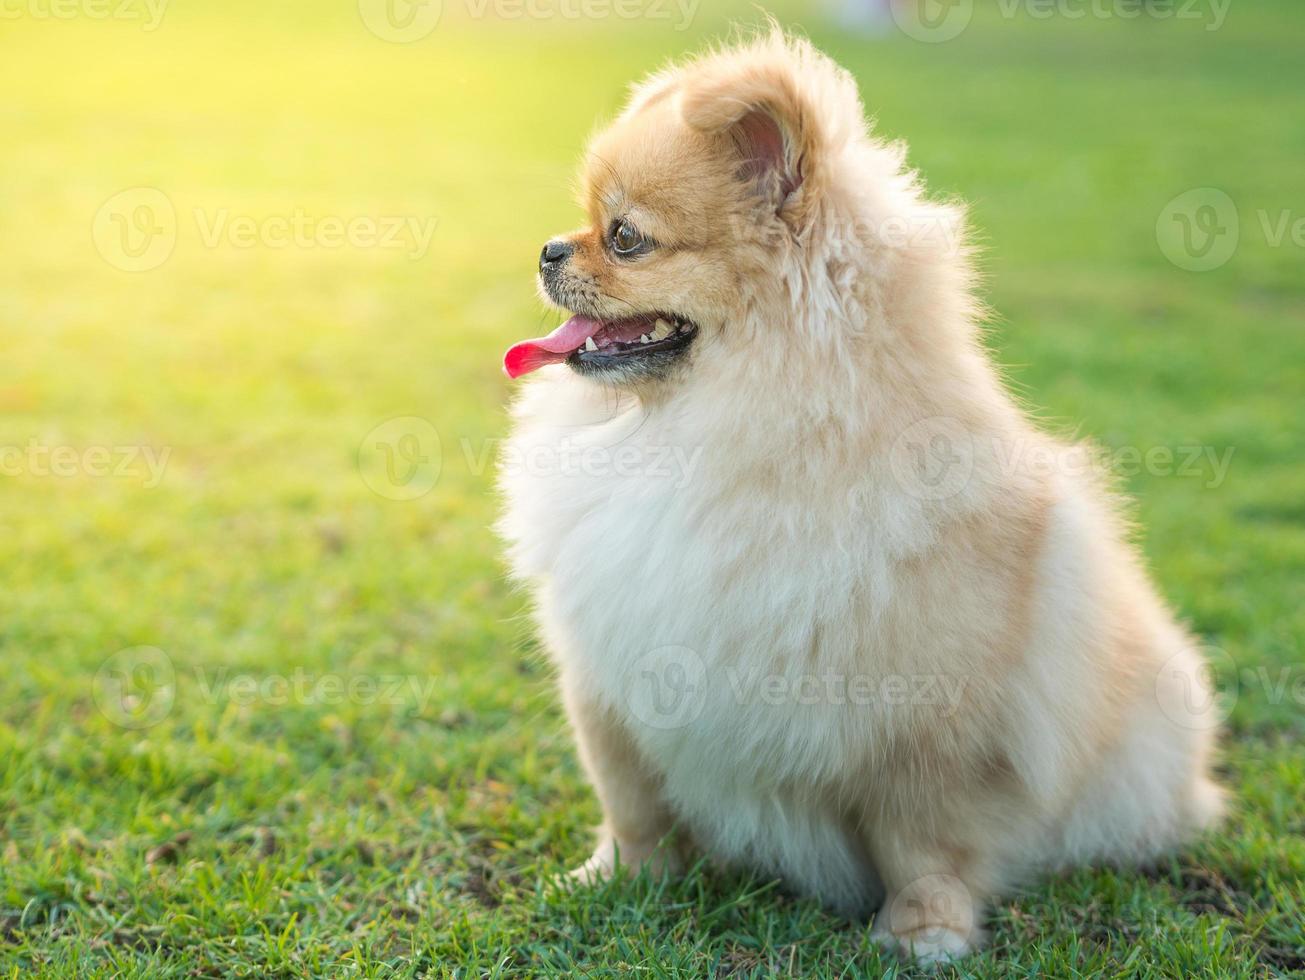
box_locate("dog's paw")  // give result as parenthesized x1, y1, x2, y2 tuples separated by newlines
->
(565, 836, 679, 885)
(567, 852, 617, 885)
(871, 873, 983, 964)
(872, 921, 979, 965)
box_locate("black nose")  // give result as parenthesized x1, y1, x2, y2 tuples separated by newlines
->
(539, 239, 573, 271)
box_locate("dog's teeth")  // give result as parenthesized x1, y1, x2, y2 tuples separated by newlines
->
(584, 336, 597, 352)
(651, 319, 671, 341)
(640, 334, 651, 344)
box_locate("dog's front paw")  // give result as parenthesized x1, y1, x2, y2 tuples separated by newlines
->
(871, 873, 983, 964)
(872, 921, 979, 965)
(567, 852, 616, 885)
(566, 835, 679, 884)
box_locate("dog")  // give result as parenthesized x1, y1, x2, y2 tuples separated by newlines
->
(497, 30, 1223, 962)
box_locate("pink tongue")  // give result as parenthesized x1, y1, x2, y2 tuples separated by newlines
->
(503, 315, 603, 379)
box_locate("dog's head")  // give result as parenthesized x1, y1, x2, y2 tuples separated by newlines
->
(503, 32, 882, 389)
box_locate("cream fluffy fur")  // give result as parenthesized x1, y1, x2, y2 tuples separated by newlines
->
(498, 31, 1223, 962)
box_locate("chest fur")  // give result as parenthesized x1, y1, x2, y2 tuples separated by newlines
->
(498, 398, 951, 795)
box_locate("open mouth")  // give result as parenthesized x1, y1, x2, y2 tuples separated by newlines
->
(503, 313, 698, 380)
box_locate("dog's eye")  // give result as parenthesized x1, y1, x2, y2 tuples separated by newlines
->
(610, 220, 645, 255)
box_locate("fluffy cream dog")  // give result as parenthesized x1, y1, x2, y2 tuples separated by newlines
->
(497, 30, 1223, 962)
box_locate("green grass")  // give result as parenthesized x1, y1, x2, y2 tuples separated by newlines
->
(2, 0, 1303, 975)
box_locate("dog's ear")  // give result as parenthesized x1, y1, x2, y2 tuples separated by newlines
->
(680, 56, 822, 228)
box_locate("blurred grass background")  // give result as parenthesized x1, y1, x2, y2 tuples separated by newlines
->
(1, 0, 1302, 975)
